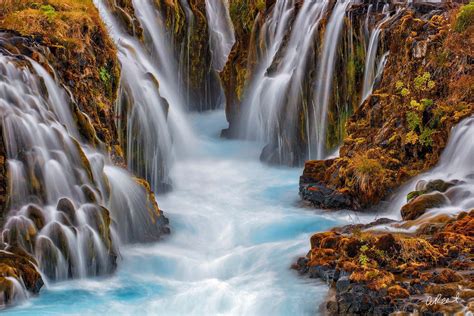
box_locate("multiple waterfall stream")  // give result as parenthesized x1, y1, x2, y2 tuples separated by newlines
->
(0, 54, 167, 284)
(0, 0, 471, 314)
(239, 0, 404, 165)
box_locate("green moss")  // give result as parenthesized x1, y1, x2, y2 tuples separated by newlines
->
(359, 253, 369, 266)
(419, 127, 434, 147)
(255, 0, 266, 11)
(455, 1, 474, 32)
(99, 67, 111, 83)
(406, 111, 421, 132)
(40, 4, 57, 22)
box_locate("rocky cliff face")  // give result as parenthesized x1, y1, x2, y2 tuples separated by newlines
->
(300, 2, 473, 210)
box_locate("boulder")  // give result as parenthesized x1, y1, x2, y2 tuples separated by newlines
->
(401, 192, 448, 220)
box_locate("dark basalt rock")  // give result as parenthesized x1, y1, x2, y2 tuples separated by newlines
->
(299, 183, 353, 210)
(334, 218, 397, 235)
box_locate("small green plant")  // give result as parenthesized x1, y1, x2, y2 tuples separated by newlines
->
(395, 81, 404, 90)
(400, 88, 410, 97)
(407, 111, 421, 132)
(419, 128, 434, 147)
(421, 98, 433, 109)
(359, 254, 369, 266)
(99, 67, 111, 83)
(405, 131, 419, 145)
(40, 5, 57, 22)
(455, 1, 474, 32)
(374, 249, 387, 260)
(414, 72, 435, 91)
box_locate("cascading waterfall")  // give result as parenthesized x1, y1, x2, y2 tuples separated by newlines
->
(242, 0, 332, 164)
(360, 4, 404, 103)
(94, 0, 196, 192)
(240, 0, 295, 143)
(177, 0, 195, 106)
(360, 4, 390, 102)
(0, 54, 167, 289)
(310, 0, 352, 160)
(205, 0, 236, 72)
(387, 116, 474, 223)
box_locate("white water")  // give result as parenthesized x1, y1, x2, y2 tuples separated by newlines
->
(242, 0, 332, 164)
(361, 4, 390, 102)
(311, 0, 351, 160)
(376, 116, 474, 232)
(94, 0, 196, 191)
(205, 0, 236, 72)
(0, 53, 166, 288)
(3, 110, 382, 315)
(360, 5, 405, 103)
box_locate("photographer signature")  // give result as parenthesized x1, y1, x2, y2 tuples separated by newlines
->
(425, 292, 461, 306)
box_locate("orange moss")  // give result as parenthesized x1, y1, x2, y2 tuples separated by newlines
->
(300, 7, 474, 209)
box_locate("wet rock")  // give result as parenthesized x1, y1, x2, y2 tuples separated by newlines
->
(334, 218, 397, 235)
(300, 183, 353, 209)
(56, 198, 76, 226)
(25, 204, 45, 230)
(388, 285, 410, 298)
(81, 184, 98, 203)
(0, 250, 43, 303)
(335, 276, 351, 293)
(401, 192, 448, 220)
(408, 179, 457, 202)
(432, 269, 463, 284)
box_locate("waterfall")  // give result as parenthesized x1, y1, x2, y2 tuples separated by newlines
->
(94, 0, 196, 192)
(310, 0, 352, 160)
(387, 117, 474, 222)
(242, 0, 331, 164)
(361, 4, 390, 102)
(178, 0, 195, 106)
(0, 54, 167, 287)
(361, 5, 404, 103)
(240, 0, 295, 143)
(205, 0, 236, 72)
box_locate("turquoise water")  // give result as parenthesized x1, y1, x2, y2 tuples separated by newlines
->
(6, 111, 357, 315)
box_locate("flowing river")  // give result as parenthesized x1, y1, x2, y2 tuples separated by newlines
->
(4, 110, 383, 315)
